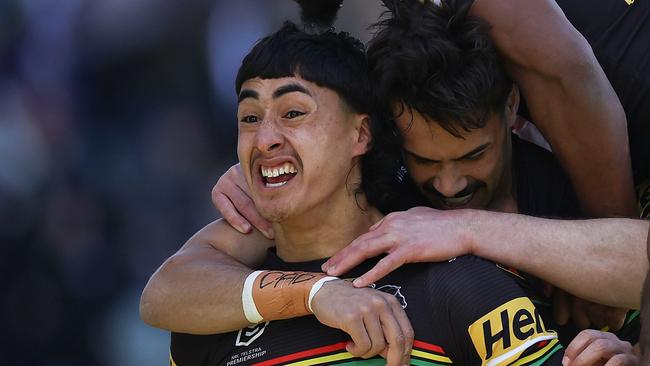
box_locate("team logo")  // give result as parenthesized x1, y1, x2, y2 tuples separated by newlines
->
(468, 297, 558, 366)
(370, 284, 408, 309)
(235, 322, 269, 347)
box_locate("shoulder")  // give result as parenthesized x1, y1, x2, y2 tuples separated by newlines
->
(422, 255, 526, 306)
(420, 256, 563, 366)
(513, 135, 581, 218)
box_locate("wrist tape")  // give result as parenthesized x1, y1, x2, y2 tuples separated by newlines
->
(241, 270, 338, 324)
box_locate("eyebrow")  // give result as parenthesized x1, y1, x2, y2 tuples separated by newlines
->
(403, 142, 491, 162)
(238, 83, 312, 103)
(272, 83, 311, 99)
(238, 89, 259, 103)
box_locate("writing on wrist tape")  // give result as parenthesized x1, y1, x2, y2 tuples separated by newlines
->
(241, 270, 339, 323)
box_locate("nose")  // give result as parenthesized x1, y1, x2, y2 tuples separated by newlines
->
(432, 165, 467, 197)
(255, 118, 284, 153)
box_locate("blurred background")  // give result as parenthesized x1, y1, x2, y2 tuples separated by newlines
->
(0, 0, 383, 364)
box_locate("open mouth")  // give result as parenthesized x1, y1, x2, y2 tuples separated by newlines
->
(260, 162, 298, 188)
(440, 192, 474, 208)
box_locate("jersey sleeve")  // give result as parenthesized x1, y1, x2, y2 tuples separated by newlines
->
(424, 255, 564, 366)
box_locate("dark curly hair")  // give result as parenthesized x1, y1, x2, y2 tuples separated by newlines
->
(368, 0, 513, 135)
(362, 0, 514, 211)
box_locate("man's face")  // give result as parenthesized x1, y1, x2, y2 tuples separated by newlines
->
(237, 76, 367, 222)
(394, 105, 513, 210)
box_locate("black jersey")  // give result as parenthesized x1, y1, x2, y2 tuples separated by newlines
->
(555, 0, 650, 182)
(171, 253, 564, 366)
(511, 135, 581, 219)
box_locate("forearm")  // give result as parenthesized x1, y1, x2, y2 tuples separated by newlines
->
(140, 219, 274, 334)
(140, 244, 253, 334)
(471, 0, 636, 217)
(466, 210, 649, 308)
(508, 61, 636, 217)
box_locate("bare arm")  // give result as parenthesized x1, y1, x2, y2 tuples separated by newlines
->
(470, 0, 636, 217)
(139, 219, 414, 365)
(324, 208, 648, 309)
(467, 211, 649, 309)
(140, 219, 274, 334)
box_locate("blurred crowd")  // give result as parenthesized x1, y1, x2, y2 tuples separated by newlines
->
(0, 0, 382, 364)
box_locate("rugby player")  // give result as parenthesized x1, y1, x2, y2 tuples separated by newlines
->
(211, 0, 646, 330)
(160, 19, 574, 366)
(143, 3, 632, 364)
(182, 0, 639, 341)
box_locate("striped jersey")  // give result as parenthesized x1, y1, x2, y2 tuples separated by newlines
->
(170, 253, 564, 366)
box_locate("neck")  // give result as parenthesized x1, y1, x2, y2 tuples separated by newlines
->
(273, 189, 383, 263)
(487, 132, 518, 213)
(487, 180, 518, 213)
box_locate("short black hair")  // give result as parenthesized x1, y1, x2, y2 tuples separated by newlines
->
(236, 21, 372, 114)
(367, 0, 513, 136)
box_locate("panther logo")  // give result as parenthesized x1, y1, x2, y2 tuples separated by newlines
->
(369, 284, 408, 309)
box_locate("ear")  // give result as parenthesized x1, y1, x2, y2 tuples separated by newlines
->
(351, 113, 372, 157)
(504, 84, 520, 128)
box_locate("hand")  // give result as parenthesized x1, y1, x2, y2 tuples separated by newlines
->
(564, 329, 637, 366)
(322, 207, 473, 287)
(550, 288, 628, 331)
(311, 280, 414, 366)
(211, 163, 274, 239)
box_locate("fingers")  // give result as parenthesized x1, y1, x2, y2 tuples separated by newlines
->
(591, 306, 626, 331)
(390, 297, 414, 366)
(341, 294, 411, 366)
(368, 217, 385, 231)
(228, 186, 273, 239)
(213, 192, 251, 234)
(212, 179, 273, 239)
(571, 297, 592, 329)
(344, 317, 372, 357)
(344, 296, 393, 360)
(375, 296, 410, 366)
(359, 314, 387, 359)
(565, 330, 634, 366)
(543, 282, 554, 298)
(564, 329, 597, 362)
(553, 291, 629, 331)
(570, 338, 626, 366)
(352, 251, 407, 288)
(553, 289, 571, 326)
(380, 312, 405, 366)
(323, 231, 391, 276)
(604, 353, 638, 366)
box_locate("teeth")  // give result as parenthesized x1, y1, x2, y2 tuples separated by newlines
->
(443, 193, 473, 205)
(260, 162, 297, 177)
(266, 181, 288, 188)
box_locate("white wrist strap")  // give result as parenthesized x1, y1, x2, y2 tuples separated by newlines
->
(242, 270, 264, 324)
(307, 276, 339, 313)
